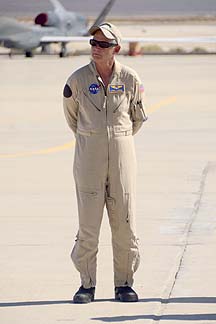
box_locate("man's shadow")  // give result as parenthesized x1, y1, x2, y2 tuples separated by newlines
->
(1, 296, 216, 308)
(0, 298, 114, 307)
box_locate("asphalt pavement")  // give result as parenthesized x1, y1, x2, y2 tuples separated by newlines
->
(0, 54, 216, 323)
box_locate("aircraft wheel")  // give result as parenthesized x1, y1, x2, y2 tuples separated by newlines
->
(25, 51, 33, 58)
(59, 50, 67, 58)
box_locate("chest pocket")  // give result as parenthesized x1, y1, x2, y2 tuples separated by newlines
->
(112, 91, 131, 113)
(78, 89, 103, 112)
(83, 91, 101, 111)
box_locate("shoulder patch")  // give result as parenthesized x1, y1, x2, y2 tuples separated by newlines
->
(63, 84, 72, 98)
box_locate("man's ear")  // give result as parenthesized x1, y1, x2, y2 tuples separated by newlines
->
(114, 45, 121, 54)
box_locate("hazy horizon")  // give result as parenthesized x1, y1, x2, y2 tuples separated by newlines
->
(1, 0, 216, 17)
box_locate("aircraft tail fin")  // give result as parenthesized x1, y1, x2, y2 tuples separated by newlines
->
(88, 0, 116, 33)
(49, 0, 65, 12)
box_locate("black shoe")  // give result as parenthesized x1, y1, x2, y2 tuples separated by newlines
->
(115, 286, 138, 302)
(73, 285, 95, 304)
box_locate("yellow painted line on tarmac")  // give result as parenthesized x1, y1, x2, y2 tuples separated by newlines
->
(0, 96, 177, 158)
(148, 96, 177, 113)
(0, 141, 75, 158)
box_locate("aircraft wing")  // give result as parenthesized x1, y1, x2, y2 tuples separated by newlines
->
(40, 36, 91, 43)
(121, 36, 216, 43)
(40, 35, 216, 44)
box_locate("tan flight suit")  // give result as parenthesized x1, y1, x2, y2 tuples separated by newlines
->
(63, 59, 147, 289)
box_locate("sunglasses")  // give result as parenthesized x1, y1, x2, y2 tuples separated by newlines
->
(89, 39, 117, 48)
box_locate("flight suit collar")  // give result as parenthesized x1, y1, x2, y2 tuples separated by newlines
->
(113, 60, 122, 75)
(88, 59, 122, 80)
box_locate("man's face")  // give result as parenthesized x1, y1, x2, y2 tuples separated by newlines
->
(91, 30, 119, 63)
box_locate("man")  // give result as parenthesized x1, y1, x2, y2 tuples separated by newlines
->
(63, 22, 147, 304)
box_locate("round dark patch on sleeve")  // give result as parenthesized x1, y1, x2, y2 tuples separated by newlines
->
(63, 84, 72, 98)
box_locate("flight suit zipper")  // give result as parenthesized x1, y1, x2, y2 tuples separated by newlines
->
(97, 76, 107, 108)
(97, 75, 108, 124)
(97, 75, 109, 181)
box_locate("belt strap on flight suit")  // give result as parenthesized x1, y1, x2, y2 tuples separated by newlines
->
(113, 129, 133, 137)
(77, 129, 133, 137)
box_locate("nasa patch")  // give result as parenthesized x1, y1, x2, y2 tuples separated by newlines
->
(89, 83, 100, 94)
(63, 84, 72, 98)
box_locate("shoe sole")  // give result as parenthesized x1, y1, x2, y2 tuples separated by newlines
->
(73, 295, 94, 304)
(115, 294, 138, 302)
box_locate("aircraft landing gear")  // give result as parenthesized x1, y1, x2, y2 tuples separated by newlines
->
(41, 44, 52, 55)
(25, 51, 33, 58)
(59, 43, 67, 57)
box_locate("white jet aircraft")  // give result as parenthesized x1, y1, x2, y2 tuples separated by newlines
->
(0, 0, 116, 57)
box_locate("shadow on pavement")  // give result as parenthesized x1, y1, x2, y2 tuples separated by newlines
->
(0, 296, 216, 308)
(92, 314, 216, 322)
(0, 300, 73, 307)
(91, 296, 216, 322)
(0, 298, 114, 307)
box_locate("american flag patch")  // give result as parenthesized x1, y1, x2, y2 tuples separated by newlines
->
(140, 84, 145, 93)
